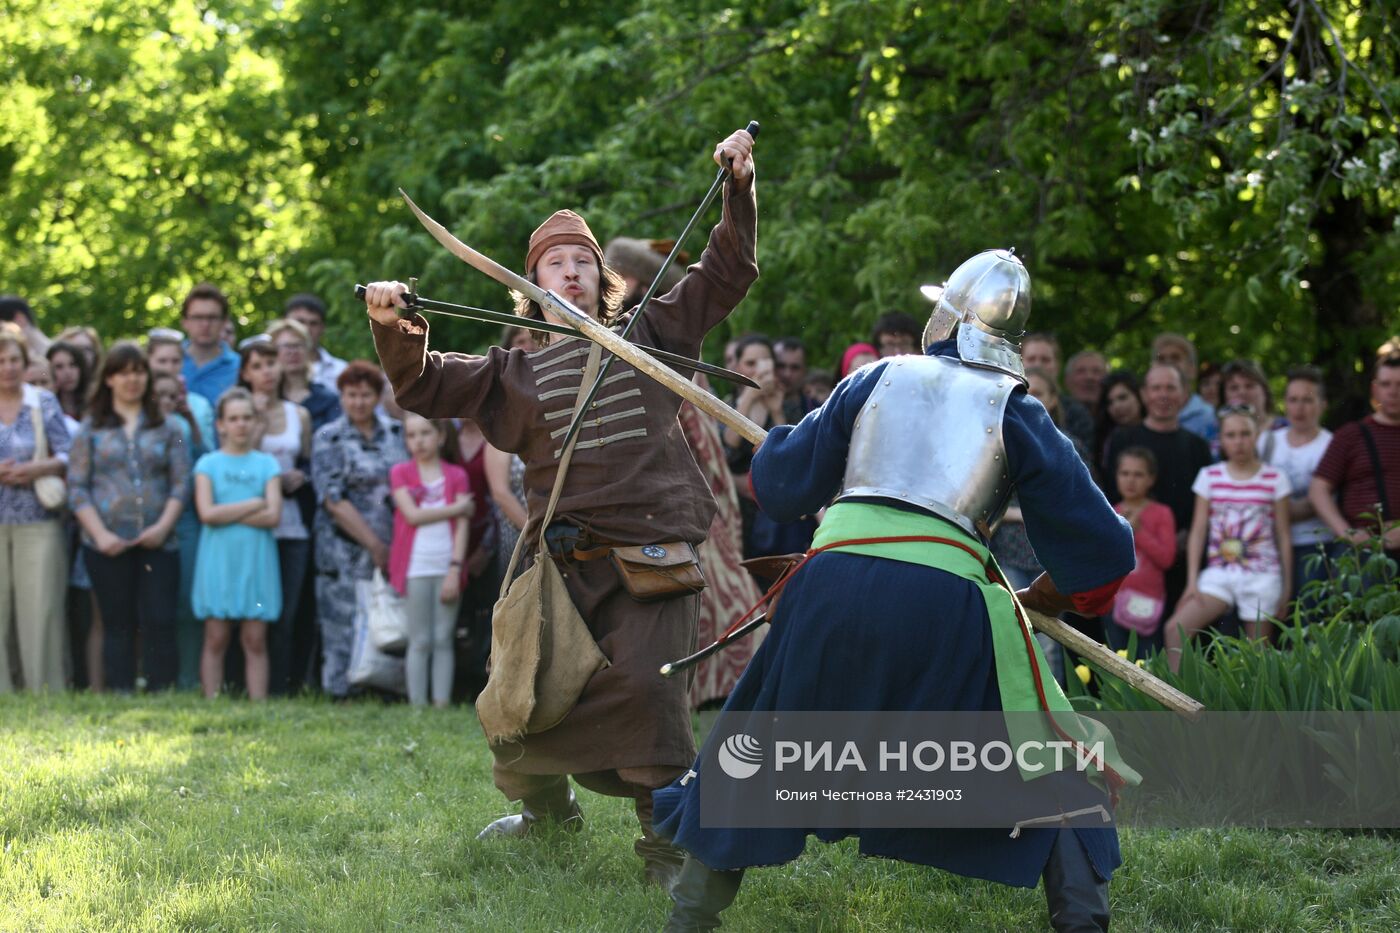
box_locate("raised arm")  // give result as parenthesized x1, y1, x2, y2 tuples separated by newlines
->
(362, 298, 532, 453)
(629, 132, 759, 358)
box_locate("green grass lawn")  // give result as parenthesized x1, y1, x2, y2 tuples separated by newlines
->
(2, 694, 1397, 932)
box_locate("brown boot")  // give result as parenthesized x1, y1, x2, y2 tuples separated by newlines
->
(635, 793, 686, 890)
(477, 786, 584, 839)
(637, 830, 686, 890)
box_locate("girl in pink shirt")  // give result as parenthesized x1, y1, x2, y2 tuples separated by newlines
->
(389, 415, 473, 707)
(1104, 447, 1176, 657)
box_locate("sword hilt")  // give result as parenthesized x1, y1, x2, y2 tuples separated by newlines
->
(353, 282, 419, 317)
(722, 121, 761, 174)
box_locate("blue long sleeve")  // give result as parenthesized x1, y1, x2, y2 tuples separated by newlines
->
(1003, 391, 1135, 594)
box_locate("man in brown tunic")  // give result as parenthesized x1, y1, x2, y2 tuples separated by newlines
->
(362, 129, 757, 885)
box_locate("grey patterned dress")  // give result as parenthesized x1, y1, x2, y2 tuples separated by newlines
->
(310, 415, 406, 696)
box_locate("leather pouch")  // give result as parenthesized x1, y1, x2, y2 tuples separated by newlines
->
(610, 542, 707, 602)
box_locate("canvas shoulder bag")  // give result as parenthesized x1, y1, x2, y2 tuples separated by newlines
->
(476, 344, 610, 744)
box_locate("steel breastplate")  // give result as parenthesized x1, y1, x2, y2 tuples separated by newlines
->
(837, 355, 1016, 540)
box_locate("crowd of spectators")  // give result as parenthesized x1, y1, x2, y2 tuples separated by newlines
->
(720, 321, 1398, 674)
(0, 286, 1395, 698)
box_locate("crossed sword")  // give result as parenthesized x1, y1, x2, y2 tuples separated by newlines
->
(359, 147, 1202, 722)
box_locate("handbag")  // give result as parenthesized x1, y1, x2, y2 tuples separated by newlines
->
(609, 542, 706, 602)
(28, 400, 67, 512)
(348, 576, 406, 693)
(475, 344, 610, 744)
(1112, 585, 1165, 636)
(365, 569, 408, 655)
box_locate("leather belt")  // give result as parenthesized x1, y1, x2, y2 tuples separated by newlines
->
(545, 521, 614, 562)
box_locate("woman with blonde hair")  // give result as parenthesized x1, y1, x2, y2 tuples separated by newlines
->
(54, 325, 104, 372)
(0, 324, 72, 691)
(266, 319, 341, 431)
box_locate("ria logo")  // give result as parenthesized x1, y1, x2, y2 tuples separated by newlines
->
(717, 733, 763, 779)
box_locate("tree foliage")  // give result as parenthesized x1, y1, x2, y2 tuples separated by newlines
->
(0, 1, 317, 331)
(3, 0, 1395, 418)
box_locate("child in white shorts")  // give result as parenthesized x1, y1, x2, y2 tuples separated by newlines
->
(1163, 407, 1292, 672)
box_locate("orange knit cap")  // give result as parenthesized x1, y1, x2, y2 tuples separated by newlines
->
(525, 209, 603, 274)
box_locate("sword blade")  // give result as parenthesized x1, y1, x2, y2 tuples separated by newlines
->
(399, 188, 555, 306)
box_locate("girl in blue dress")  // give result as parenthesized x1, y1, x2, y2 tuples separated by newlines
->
(193, 388, 283, 699)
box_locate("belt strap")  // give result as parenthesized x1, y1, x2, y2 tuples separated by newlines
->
(571, 543, 614, 562)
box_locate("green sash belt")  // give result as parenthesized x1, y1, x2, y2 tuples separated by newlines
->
(812, 502, 1139, 788)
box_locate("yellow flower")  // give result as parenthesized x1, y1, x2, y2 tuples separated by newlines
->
(1075, 664, 1091, 685)
(1136, 659, 1146, 668)
(1116, 649, 1129, 658)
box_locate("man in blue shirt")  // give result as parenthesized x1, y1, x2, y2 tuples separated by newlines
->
(180, 283, 240, 403)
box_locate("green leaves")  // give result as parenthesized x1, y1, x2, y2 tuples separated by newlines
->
(2, 0, 1392, 394)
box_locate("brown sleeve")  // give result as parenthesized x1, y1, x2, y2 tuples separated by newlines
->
(632, 175, 759, 358)
(370, 314, 532, 453)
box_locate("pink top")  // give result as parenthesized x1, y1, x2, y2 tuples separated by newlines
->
(1116, 500, 1175, 600)
(389, 460, 471, 595)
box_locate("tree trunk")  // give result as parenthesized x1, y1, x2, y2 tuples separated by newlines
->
(1308, 193, 1385, 428)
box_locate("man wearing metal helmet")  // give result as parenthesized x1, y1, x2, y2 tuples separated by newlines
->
(652, 251, 1137, 931)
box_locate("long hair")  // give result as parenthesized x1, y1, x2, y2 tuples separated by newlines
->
(437, 419, 465, 466)
(238, 341, 284, 398)
(87, 342, 164, 430)
(510, 264, 628, 347)
(49, 341, 94, 415)
(149, 371, 204, 450)
(55, 325, 105, 370)
(1094, 370, 1143, 465)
